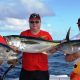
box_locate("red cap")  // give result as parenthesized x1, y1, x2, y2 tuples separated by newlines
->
(29, 13, 41, 21)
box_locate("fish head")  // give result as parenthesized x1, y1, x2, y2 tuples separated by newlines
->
(6, 49, 18, 60)
(4, 35, 21, 45)
(0, 43, 17, 61)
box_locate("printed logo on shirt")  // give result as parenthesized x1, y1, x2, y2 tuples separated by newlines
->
(39, 35, 47, 39)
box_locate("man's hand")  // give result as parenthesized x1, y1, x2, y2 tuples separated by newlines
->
(47, 46, 57, 54)
(9, 45, 19, 53)
(65, 54, 75, 62)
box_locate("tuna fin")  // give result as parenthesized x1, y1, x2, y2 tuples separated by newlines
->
(65, 27, 71, 41)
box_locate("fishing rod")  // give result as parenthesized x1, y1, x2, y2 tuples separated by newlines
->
(0, 56, 22, 80)
(1, 64, 15, 80)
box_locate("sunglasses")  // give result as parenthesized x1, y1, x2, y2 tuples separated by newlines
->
(29, 21, 40, 24)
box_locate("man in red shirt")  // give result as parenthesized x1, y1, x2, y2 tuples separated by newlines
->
(0, 35, 7, 65)
(0, 35, 6, 44)
(19, 13, 56, 80)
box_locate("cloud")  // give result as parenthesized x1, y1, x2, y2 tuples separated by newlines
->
(0, 0, 54, 19)
(0, 0, 55, 35)
(0, 18, 29, 35)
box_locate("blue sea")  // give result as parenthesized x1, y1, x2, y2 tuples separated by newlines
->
(0, 52, 74, 80)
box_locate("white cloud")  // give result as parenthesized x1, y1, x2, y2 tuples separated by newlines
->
(5, 18, 27, 27)
(20, 0, 54, 16)
(0, 0, 54, 35)
(0, 18, 29, 35)
(0, 0, 54, 19)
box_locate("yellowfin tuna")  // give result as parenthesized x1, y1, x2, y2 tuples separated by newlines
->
(4, 35, 61, 53)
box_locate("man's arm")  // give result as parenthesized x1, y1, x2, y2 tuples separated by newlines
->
(48, 46, 57, 53)
(65, 52, 80, 62)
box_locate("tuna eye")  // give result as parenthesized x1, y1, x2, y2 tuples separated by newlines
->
(74, 64, 77, 68)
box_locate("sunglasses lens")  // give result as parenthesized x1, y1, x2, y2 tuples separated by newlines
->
(30, 21, 34, 23)
(36, 21, 39, 23)
(30, 21, 39, 24)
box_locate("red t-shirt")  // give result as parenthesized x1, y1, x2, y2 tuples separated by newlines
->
(0, 35, 6, 44)
(20, 29, 53, 71)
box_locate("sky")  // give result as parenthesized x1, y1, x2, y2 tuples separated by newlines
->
(0, 0, 80, 40)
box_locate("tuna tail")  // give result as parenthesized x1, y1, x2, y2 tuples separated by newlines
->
(65, 27, 71, 41)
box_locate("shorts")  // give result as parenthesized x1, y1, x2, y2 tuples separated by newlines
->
(19, 68, 49, 80)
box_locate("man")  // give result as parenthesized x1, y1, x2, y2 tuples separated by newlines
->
(77, 18, 80, 30)
(0, 35, 7, 65)
(0, 35, 6, 44)
(19, 13, 56, 80)
(65, 18, 80, 62)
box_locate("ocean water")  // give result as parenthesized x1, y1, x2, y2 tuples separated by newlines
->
(0, 52, 74, 80)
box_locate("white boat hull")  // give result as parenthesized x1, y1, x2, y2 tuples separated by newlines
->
(5, 75, 70, 80)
